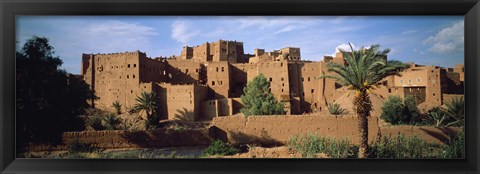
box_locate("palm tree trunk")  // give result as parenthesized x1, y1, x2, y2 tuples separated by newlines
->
(354, 91, 372, 158)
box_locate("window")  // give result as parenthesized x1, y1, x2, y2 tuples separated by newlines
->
(281, 63, 283, 67)
(302, 78, 304, 81)
(196, 69, 199, 73)
(134, 64, 136, 68)
(221, 67, 224, 72)
(408, 79, 412, 83)
(311, 89, 314, 93)
(281, 77, 284, 81)
(269, 78, 272, 82)
(127, 75, 129, 79)
(212, 81, 215, 86)
(216, 67, 219, 72)
(186, 69, 189, 73)
(417, 78, 421, 83)
(131, 90, 133, 93)
(388, 89, 391, 93)
(433, 93, 436, 96)
(128, 64, 130, 68)
(400, 80, 403, 84)
(308, 77, 310, 81)
(133, 75, 135, 79)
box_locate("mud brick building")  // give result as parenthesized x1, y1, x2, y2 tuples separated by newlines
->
(81, 39, 464, 121)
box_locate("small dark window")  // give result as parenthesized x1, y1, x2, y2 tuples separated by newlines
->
(212, 81, 215, 86)
(269, 78, 272, 82)
(128, 64, 130, 68)
(388, 89, 392, 93)
(127, 75, 129, 79)
(133, 75, 135, 79)
(196, 69, 199, 73)
(186, 69, 189, 73)
(134, 64, 137, 68)
(221, 67, 224, 72)
(131, 90, 133, 93)
(281, 77, 284, 81)
(308, 77, 310, 81)
(311, 89, 314, 93)
(433, 93, 435, 96)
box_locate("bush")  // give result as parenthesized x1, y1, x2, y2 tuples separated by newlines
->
(380, 95, 420, 125)
(368, 135, 438, 158)
(203, 140, 239, 156)
(443, 97, 464, 127)
(288, 133, 357, 158)
(441, 131, 464, 158)
(60, 140, 103, 158)
(327, 103, 348, 115)
(87, 116, 105, 130)
(103, 113, 121, 130)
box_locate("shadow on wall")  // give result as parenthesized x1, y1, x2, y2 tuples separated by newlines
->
(120, 129, 213, 148)
(209, 126, 282, 146)
(418, 127, 459, 144)
(174, 107, 195, 121)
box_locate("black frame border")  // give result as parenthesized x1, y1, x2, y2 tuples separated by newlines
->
(1, 0, 479, 174)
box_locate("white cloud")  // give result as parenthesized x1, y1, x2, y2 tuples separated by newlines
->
(423, 21, 464, 53)
(401, 30, 418, 34)
(171, 20, 200, 44)
(273, 25, 304, 34)
(334, 43, 356, 54)
(81, 20, 158, 53)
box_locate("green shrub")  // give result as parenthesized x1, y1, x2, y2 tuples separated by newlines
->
(103, 113, 121, 130)
(240, 74, 285, 116)
(87, 116, 105, 130)
(380, 95, 420, 125)
(288, 133, 357, 158)
(327, 103, 348, 115)
(368, 135, 438, 158)
(403, 95, 420, 121)
(203, 140, 239, 156)
(441, 131, 464, 158)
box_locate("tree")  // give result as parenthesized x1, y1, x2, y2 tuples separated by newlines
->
(16, 36, 95, 146)
(240, 74, 285, 116)
(132, 91, 160, 130)
(319, 43, 408, 158)
(380, 95, 419, 124)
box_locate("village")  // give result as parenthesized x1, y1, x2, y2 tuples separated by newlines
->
(19, 39, 465, 158)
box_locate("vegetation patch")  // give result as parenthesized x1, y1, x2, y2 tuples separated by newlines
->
(368, 134, 440, 158)
(327, 103, 348, 115)
(380, 95, 420, 125)
(288, 133, 357, 158)
(203, 140, 239, 156)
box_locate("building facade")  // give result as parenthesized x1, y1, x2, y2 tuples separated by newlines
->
(81, 39, 464, 121)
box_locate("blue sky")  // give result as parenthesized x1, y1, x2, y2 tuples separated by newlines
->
(16, 16, 464, 74)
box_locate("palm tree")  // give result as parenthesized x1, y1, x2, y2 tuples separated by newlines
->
(112, 101, 122, 114)
(103, 113, 121, 130)
(132, 91, 159, 129)
(319, 43, 408, 158)
(442, 96, 464, 127)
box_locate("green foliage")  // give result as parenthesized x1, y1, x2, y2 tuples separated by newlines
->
(368, 135, 438, 158)
(87, 116, 105, 130)
(380, 95, 420, 125)
(380, 96, 405, 124)
(103, 113, 121, 130)
(112, 101, 122, 114)
(67, 140, 100, 154)
(424, 107, 450, 127)
(403, 95, 420, 120)
(327, 103, 348, 115)
(288, 134, 357, 158)
(441, 131, 464, 158)
(240, 74, 285, 116)
(443, 97, 464, 127)
(203, 140, 239, 156)
(16, 36, 96, 145)
(132, 91, 160, 130)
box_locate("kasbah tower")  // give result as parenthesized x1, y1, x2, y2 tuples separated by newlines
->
(81, 39, 464, 121)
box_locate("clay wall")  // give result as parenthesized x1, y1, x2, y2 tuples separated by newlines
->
(246, 61, 292, 113)
(165, 59, 204, 84)
(180, 46, 194, 60)
(211, 115, 380, 145)
(206, 61, 231, 99)
(454, 64, 464, 82)
(442, 94, 464, 104)
(230, 63, 249, 98)
(156, 83, 206, 121)
(25, 129, 213, 151)
(394, 66, 442, 106)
